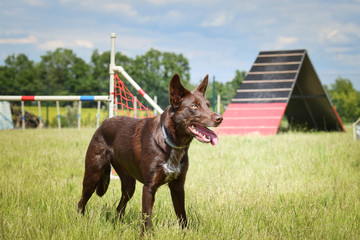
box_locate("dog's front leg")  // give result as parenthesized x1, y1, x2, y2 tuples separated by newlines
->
(169, 180, 187, 228)
(141, 184, 157, 232)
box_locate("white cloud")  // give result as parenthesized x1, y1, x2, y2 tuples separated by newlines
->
(274, 36, 298, 49)
(75, 40, 93, 48)
(24, 0, 45, 7)
(202, 11, 234, 27)
(318, 23, 360, 44)
(0, 35, 37, 44)
(38, 40, 65, 50)
(102, 2, 138, 16)
(59, 0, 138, 16)
(319, 28, 350, 44)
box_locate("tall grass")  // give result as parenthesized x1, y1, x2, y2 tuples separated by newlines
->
(14, 105, 109, 128)
(0, 127, 359, 239)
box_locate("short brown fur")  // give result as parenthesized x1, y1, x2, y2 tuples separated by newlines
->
(78, 74, 223, 232)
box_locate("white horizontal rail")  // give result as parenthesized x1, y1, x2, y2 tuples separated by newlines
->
(0, 96, 110, 101)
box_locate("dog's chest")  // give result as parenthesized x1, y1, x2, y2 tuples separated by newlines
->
(162, 149, 185, 182)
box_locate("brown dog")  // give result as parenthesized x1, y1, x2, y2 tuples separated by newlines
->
(78, 74, 223, 231)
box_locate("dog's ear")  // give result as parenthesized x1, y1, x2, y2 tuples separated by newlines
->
(195, 74, 208, 96)
(169, 74, 190, 108)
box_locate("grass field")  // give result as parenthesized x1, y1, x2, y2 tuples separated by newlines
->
(1, 127, 359, 239)
(14, 105, 109, 128)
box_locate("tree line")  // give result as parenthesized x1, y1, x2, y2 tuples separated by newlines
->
(0, 48, 244, 110)
(0, 48, 359, 122)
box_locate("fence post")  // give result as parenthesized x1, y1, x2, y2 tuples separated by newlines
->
(56, 101, 61, 129)
(21, 101, 25, 130)
(97, 101, 101, 128)
(38, 101, 43, 129)
(217, 95, 221, 114)
(78, 101, 81, 130)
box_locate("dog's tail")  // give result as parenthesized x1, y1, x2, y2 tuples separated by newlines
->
(96, 163, 111, 197)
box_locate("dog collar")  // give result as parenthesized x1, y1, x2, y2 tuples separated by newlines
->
(161, 125, 187, 150)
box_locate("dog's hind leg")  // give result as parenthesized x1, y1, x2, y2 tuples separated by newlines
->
(78, 147, 110, 215)
(116, 168, 136, 218)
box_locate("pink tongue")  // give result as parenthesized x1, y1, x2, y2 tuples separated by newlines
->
(195, 125, 219, 146)
(211, 136, 219, 146)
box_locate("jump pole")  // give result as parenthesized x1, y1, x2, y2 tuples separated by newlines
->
(109, 33, 164, 115)
(109, 33, 116, 118)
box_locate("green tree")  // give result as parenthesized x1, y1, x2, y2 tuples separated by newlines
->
(222, 70, 246, 106)
(326, 77, 360, 122)
(90, 50, 134, 95)
(132, 49, 190, 108)
(38, 48, 91, 96)
(0, 54, 40, 95)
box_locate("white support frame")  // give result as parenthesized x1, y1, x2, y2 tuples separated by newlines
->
(353, 118, 360, 140)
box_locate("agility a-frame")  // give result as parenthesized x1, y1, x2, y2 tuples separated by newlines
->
(217, 49, 345, 135)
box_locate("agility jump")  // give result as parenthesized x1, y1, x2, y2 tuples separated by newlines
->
(0, 33, 163, 129)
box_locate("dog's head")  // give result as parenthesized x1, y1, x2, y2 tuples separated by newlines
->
(169, 74, 223, 146)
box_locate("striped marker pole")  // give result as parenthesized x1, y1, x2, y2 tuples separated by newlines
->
(113, 66, 164, 114)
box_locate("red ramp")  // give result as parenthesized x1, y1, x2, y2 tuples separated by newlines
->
(218, 103, 287, 135)
(217, 49, 345, 135)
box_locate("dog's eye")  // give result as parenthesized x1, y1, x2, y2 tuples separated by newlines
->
(191, 104, 198, 109)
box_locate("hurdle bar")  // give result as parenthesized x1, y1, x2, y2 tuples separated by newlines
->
(0, 96, 109, 101)
(0, 95, 109, 129)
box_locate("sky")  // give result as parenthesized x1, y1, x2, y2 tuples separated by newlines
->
(1, 0, 360, 90)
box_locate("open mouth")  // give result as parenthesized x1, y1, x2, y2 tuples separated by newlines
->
(187, 124, 219, 146)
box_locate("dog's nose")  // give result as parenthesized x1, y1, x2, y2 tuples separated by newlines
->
(215, 115, 223, 124)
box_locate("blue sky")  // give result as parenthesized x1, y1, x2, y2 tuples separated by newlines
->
(1, 0, 360, 90)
